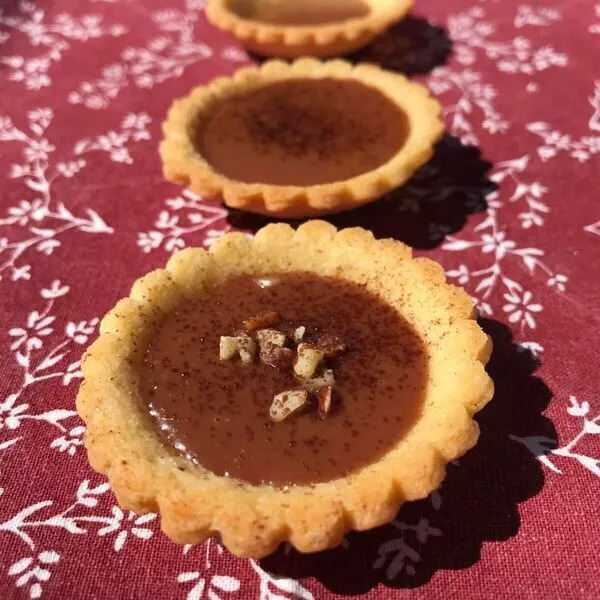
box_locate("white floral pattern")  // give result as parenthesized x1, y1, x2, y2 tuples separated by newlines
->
(8, 551, 60, 599)
(448, 6, 567, 74)
(0, 1, 126, 90)
(0, 108, 150, 281)
(68, 2, 212, 109)
(525, 81, 600, 162)
(443, 156, 566, 329)
(374, 493, 443, 579)
(1, 282, 94, 446)
(511, 396, 600, 477)
(137, 189, 230, 254)
(428, 68, 509, 146)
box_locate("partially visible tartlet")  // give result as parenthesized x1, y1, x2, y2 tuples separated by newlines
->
(160, 58, 444, 218)
(206, 0, 413, 58)
(77, 221, 493, 559)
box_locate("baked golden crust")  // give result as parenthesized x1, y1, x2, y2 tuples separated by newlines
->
(206, 0, 413, 58)
(160, 58, 444, 218)
(77, 221, 493, 558)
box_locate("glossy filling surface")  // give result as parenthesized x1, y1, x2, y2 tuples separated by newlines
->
(225, 0, 370, 26)
(141, 272, 427, 486)
(197, 78, 409, 186)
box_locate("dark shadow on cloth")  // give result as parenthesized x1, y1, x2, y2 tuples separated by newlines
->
(260, 319, 555, 593)
(227, 134, 494, 250)
(247, 15, 451, 76)
(349, 15, 452, 75)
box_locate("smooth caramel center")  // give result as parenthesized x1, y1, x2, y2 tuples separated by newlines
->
(197, 78, 409, 186)
(141, 272, 427, 486)
(226, 0, 370, 26)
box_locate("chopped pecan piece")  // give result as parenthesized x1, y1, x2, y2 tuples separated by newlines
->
(260, 345, 294, 370)
(219, 336, 239, 361)
(219, 335, 257, 363)
(293, 326, 306, 343)
(236, 335, 257, 364)
(256, 328, 286, 348)
(243, 311, 280, 333)
(315, 386, 333, 419)
(269, 390, 308, 422)
(294, 343, 324, 379)
(315, 334, 346, 357)
(256, 328, 292, 369)
(303, 368, 335, 391)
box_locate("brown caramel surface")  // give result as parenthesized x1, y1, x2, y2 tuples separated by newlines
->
(226, 0, 370, 26)
(141, 273, 427, 486)
(197, 78, 409, 186)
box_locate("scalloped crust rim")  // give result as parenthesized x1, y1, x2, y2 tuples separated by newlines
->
(159, 58, 444, 218)
(77, 221, 493, 558)
(206, 0, 414, 58)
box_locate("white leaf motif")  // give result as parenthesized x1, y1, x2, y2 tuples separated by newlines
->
(211, 575, 240, 592)
(583, 420, 600, 434)
(567, 396, 589, 417)
(79, 209, 113, 234)
(573, 455, 600, 476)
(8, 557, 33, 576)
(36, 352, 66, 372)
(268, 574, 313, 599)
(0, 438, 22, 451)
(177, 572, 199, 583)
(37, 409, 77, 424)
(442, 239, 474, 251)
(16, 352, 29, 368)
(475, 274, 496, 292)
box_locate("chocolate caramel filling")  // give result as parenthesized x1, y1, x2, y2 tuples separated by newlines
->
(141, 273, 427, 486)
(225, 0, 371, 26)
(196, 78, 410, 186)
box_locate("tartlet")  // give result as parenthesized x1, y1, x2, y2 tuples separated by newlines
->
(206, 0, 414, 58)
(160, 58, 444, 218)
(77, 221, 493, 559)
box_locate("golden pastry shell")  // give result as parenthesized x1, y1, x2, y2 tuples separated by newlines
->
(206, 0, 414, 58)
(77, 221, 493, 559)
(160, 58, 444, 218)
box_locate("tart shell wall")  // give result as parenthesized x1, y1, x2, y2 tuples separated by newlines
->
(206, 0, 414, 58)
(77, 221, 493, 558)
(159, 58, 444, 218)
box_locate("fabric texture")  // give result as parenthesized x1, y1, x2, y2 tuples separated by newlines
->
(0, 0, 599, 598)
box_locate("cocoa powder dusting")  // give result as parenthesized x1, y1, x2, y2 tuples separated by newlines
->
(141, 272, 427, 486)
(198, 78, 409, 186)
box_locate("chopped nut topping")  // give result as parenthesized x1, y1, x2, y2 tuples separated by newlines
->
(315, 334, 346, 357)
(303, 368, 335, 391)
(293, 326, 306, 343)
(270, 390, 308, 422)
(243, 311, 280, 333)
(236, 335, 257, 364)
(221, 315, 344, 421)
(315, 386, 333, 419)
(256, 328, 292, 369)
(294, 343, 324, 379)
(256, 328, 286, 348)
(260, 345, 294, 370)
(219, 336, 239, 361)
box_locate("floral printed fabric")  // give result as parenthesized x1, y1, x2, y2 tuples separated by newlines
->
(1, 0, 599, 598)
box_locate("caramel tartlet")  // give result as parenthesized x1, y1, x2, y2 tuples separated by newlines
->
(160, 58, 443, 218)
(77, 221, 493, 558)
(206, 0, 413, 58)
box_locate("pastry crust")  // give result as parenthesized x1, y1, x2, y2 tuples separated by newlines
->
(160, 58, 444, 218)
(77, 221, 493, 558)
(206, 0, 414, 58)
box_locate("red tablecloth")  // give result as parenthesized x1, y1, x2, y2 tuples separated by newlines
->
(1, 0, 599, 598)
